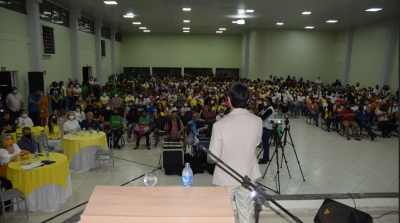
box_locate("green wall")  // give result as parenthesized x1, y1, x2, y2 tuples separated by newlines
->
(121, 34, 242, 75)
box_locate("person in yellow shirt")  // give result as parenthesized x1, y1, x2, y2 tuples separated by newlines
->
(44, 114, 62, 151)
(191, 94, 203, 108)
(218, 102, 228, 112)
(324, 102, 338, 132)
(125, 94, 135, 105)
(355, 82, 362, 92)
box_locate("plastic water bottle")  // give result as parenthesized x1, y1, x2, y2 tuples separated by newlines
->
(75, 126, 79, 135)
(182, 163, 193, 187)
(34, 149, 38, 159)
(83, 128, 86, 135)
(22, 120, 25, 126)
(89, 127, 93, 136)
(97, 127, 100, 135)
(45, 146, 49, 160)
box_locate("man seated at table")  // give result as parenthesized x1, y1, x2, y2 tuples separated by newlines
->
(17, 127, 38, 153)
(165, 111, 185, 137)
(100, 104, 113, 131)
(80, 112, 100, 131)
(17, 109, 34, 127)
(107, 108, 123, 149)
(0, 111, 18, 131)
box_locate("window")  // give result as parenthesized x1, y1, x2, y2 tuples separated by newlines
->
(215, 68, 239, 77)
(184, 68, 212, 76)
(38, 1, 69, 27)
(0, 0, 26, 14)
(101, 40, 106, 57)
(78, 16, 94, 34)
(123, 67, 150, 75)
(152, 68, 182, 77)
(42, 25, 55, 54)
(115, 32, 122, 42)
(101, 26, 110, 39)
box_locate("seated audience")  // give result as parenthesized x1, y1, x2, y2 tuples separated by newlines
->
(80, 112, 100, 130)
(74, 105, 85, 123)
(188, 111, 204, 136)
(126, 105, 140, 143)
(325, 102, 338, 132)
(108, 108, 124, 149)
(203, 104, 216, 122)
(0, 112, 18, 131)
(44, 114, 62, 151)
(0, 134, 21, 165)
(376, 105, 390, 137)
(355, 102, 377, 140)
(134, 110, 151, 150)
(17, 109, 34, 127)
(63, 111, 80, 134)
(165, 111, 185, 137)
(216, 109, 225, 121)
(308, 98, 319, 126)
(342, 103, 361, 140)
(100, 104, 113, 130)
(16, 127, 37, 153)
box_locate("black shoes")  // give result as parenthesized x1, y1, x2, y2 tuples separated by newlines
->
(258, 159, 270, 164)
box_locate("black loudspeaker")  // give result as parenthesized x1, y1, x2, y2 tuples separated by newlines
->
(28, 72, 44, 94)
(162, 142, 184, 175)
(314, 199, 373, 223)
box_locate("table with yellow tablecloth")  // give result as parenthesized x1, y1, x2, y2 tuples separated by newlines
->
(1, 126, 44, 143)
(62, 131, 109, 173)
(7, 153, 72, 212)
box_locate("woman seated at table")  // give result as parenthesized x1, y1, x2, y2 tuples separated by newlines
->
(0, 134, 21, 165)
(63, 111, 80, 135)
(44, 114, 62, 151)
(73, 105, 86, 123)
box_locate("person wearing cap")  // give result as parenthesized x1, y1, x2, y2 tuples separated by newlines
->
(27, 90, 41, 126)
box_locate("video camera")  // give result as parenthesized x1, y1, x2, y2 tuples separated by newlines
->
(268, 119, 283, 124)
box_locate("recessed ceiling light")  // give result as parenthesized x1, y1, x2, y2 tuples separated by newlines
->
(237, 19, 245, 25)
(365, 8, 382, 12)
(139, 27, 147, 29)
(302, 11, 312, 15)
(232, 21, 237, 24)
(276, 22, 284, 25)
(219, 28, 226, 30)
(305, 26, 314, 29)
(123, 14, 134, 18)
(183, 20, 190, 23)
(183, 27, 190, 30)
(245, 9, 254, 13)
(104, 1, 117, 4)
(238, 9, 245, 14)
(183, 8, 191, 11)
(216, 31, 223, 33)
(143, 30, 150, 32)
(183, 30, 190, 33)
(326, 20, 338, 23)
(132, 22, 141, 25)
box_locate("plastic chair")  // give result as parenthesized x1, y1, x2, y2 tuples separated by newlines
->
(16, 133, 23, 142)
(95, 136, 114, 173)
(35, 134, 59, 153)
(154, 117, 168, 147)
(0, 187, 28, 223)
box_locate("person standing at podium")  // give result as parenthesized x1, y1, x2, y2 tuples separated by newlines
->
(209, 83, 262, 223)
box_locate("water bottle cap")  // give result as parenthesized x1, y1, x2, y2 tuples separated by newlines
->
(185, 163, 190, 167)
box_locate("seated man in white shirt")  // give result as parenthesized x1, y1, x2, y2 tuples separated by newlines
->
(18, 109, 34, 127)
(216, 109, 225, 121)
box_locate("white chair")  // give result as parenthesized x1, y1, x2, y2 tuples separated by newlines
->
(95, 136, 114, 173)
(35, 134, 61, 153)
(0, 188, 28, 223)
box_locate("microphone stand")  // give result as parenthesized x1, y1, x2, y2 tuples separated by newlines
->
(196, 144, 303, 223)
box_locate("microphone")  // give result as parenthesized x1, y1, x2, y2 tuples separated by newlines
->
(185, 135, 199, 146)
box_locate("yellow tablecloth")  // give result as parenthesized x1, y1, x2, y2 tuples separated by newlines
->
(7, 153, 70, 197)
(2, 126, 44, 143)
(62, 132, 107, 163)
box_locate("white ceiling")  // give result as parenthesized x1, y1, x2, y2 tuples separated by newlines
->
(51, 0, 399, 34)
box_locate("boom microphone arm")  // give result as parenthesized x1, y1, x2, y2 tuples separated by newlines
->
(185, 135, 303, 223)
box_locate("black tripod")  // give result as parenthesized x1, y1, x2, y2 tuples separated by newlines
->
(186, 136, 303, 223)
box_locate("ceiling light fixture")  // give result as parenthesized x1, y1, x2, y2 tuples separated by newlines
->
(123, 14, 134, 18)
(139, 27, 147, 29)
(183, 8, 191, 11)
(276, 22, 284, 25)
(183, 27, 190, 30)
(143, 30, 150, 32)
(183, 20, 190, 23)
(216, 31, 223, 33)
(232, 21, 237, 24)
(183, 30, 190, 33)
(237, 19, 245, 25)
(305, 26, 314, 29)
(302, 11, 312, 14)
(238, 9, 245, 14)
(245, 9, 254, 13)
(132, 22, 141, 25)
(365, 8, 382, 12)
(104, 1, 117, 4)
(326, 20, 338, 23)
(219, 28, 226, 30)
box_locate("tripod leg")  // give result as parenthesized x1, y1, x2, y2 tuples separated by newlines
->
(255, 204, 260, 223)
(261, 148, 276, 179)
(287, 130, 305, 181)
(275, 136, 281, 194)
(279, 129, 292, 178)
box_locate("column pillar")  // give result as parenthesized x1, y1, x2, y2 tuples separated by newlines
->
(243, 29, 250, 79)
(342, 27, 354, 86)
(380, 18, 397, 88)
(26, 0, 43, 71)
(110, 27, 116, 74)
(69, 10, 81, 82)
(94, 21, 102, 85)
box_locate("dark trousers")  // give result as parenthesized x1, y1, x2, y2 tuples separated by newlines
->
(378, 121, 390, 137)
(29, 111, 40, 126)
(0, 176, 12, 207)
(135, 131, 150, 146)
(262, 128, 272, 161)
(107, 128, 122, 146)
(10, 110, 20, 121)
(327, 117, 338, 129)
(358, 121, 374, 137)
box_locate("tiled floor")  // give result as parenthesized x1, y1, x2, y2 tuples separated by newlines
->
(1, 115, 398, 222)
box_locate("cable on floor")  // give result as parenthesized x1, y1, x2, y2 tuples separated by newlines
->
(372, 211, 399, 219)
(113, 156, 159, 168)
(347, 192, 356, 209)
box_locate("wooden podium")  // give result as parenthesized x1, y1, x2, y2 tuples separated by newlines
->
(81, 186, 235, 223)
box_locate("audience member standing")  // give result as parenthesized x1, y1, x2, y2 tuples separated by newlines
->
(38, 90, 49, 126)
(27, 90, 40, 126)
(5, 87, 24, 120)
(50, 82, 63, 120)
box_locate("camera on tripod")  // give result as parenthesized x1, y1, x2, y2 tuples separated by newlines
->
(268, 119, 283, 124)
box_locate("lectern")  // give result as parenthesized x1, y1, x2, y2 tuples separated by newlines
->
(81, 186, 234, 223)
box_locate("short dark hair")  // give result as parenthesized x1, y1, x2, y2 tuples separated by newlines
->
(265, 97, 272, 105)
(227, 83, 250, 108)
(22, 126, 31, 134)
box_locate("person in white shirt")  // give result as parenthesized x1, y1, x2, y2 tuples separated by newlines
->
(381, 85, 391, 102)
(373, 85, 380, 95)
(63, 111, 80, 134)
(73, 105, 85, 123)
(315, 77, 322, 84)
(0, 134, 21, 165)
(72, 84, 82, 106)
(166, 101, 177, 116)
(216, 109, 225, 121)
(297, 93, 306, 116)
(388, 101, 398, 116)
(18, 110, 34, 127)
